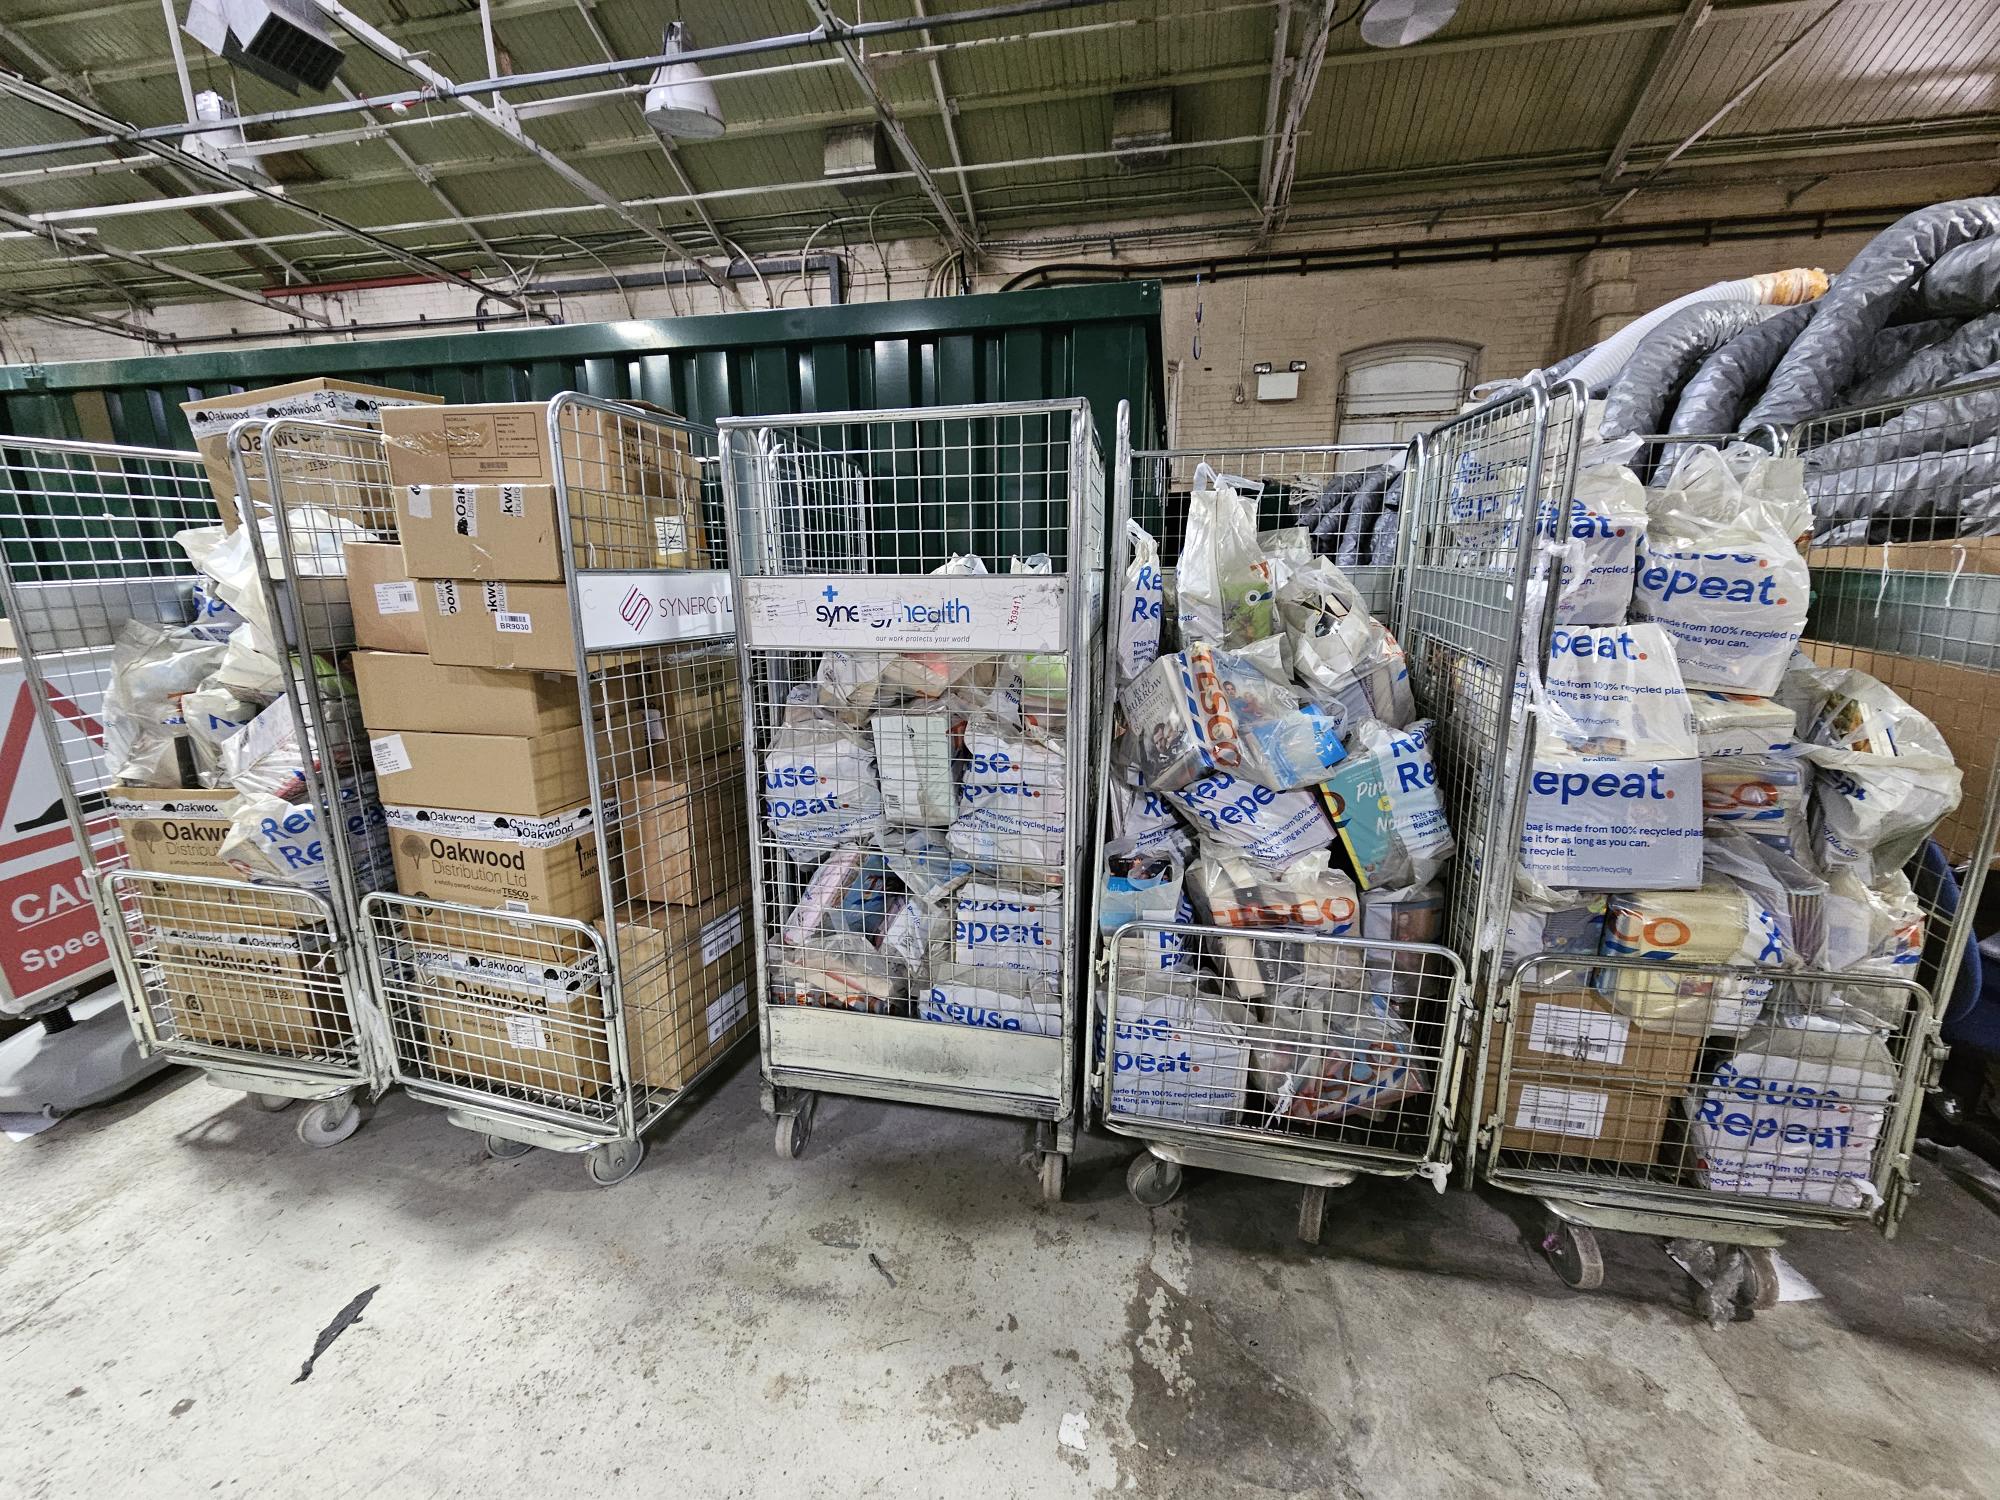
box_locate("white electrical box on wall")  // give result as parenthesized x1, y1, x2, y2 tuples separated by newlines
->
(1256, 370, 1301, 402)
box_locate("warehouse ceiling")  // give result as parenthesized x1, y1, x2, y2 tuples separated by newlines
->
(0, 0, 1993, 332)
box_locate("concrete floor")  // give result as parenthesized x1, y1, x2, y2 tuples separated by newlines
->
(4, 1060, 1998, 1500)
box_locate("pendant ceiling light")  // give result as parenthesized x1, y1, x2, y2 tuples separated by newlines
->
(1358, 0, 1461, 49)
(643, 22, 725, 140)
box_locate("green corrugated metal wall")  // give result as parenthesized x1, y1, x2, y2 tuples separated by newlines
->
(0, 284, 1163, 458)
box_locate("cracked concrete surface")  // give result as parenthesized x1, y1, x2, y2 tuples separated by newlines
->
(2, 1061, 1997, 1498)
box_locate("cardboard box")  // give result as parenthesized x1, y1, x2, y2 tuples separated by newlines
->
(182, 379, 440, 531)
(419, 577, 577, 672)
(369, 724, 590, 817)
(618, 755, 748, 907)
(412, 890, 749, 1095)
(1481, 989, 1704, 1167)
(616, 889, 754, 1088)
(383, 400, 641, 491)
(153, 930, 347, 1056)
(591, 688, 741, 784)
(387, 803, 602, 924)
(353, 650, 579, 737)
(344, 542, 426, 654)
(109, 785, 237, 880)
(410, 944, 614, 1097)
(395, 480, 660, 581)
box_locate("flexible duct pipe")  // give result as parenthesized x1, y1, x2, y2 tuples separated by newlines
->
(1564, 266, 1828, 394)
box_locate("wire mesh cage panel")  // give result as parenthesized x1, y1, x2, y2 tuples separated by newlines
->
(1395, 382, 1588, 981)
(1089, 416, 1471, 1222)
(1460, 390, 2000, 1313)
(721, 400, 1104, 1193)
(360, 395, 742, 1182)
(0, 434, 376, 1115)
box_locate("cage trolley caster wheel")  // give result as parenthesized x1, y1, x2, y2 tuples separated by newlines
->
(1126, 1153, 1183, 1208)
(586, 1138, 644, 1186)
(1040, 1150, 1068, 1203)
(296, 1095, 363, 1149)
(485, 1134, 534, 1160)
(775, 1093, 817, 1161)
(1543, 1218, 1604, 1291)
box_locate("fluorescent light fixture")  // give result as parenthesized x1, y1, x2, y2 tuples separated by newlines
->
(643, 23, 724, 140)
(1359, 0, 1461, 48)
(0, 227, 100, 241)
(28, 189, 274, 224)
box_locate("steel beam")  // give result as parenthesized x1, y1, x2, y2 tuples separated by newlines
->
(1254, 0, 1338, 249)
(1601, 0, 1711, 187)
(313, 0, 730, 294)
(910, 0, 983, 245)
(1256, 1, 1292, 204)
(804, 0, 977, 256)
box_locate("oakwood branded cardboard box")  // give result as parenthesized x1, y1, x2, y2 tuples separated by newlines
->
(410, 891, 750, 1096)
(617, 754, 748, 906)
(368, 724, 590, 817)
(386, 803, 602, 924)
(1480, 988, 1703, 1167)
(181, 379, 440, 531)
(353, 650, 579, 737)
(109, 785, 236, 879)
(343, 542, 426, 654)
(419, 577, 577, 672)
(154, 929, 346, 1056)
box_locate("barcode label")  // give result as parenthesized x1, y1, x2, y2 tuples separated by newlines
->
(495, 611, 533, 634)
(1514, 1085, 1608, 1139)
(369, 733, 412, 777)
(500, 484, 526, 517)
(502, 899, 530, 914)
(433, 579, 460, 615)
(706, 982, 749, 1044)
(699, 908, 745, 966)
(1526, 1004, 1628, 1066)
(505, 1012, 548, 1051)
(406, 483, 431, 519)
(374, 580, 418, 616)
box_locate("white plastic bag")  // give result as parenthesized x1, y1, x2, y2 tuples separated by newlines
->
(1789, 666, 1962, 881)
(1099, 851, 1192, 974)
(1116, 520, 1165, 682)
(1630, 443, 1811, 694)
(1169, 772, 1335, 867)
(948, 722, 1067, 877)
(1545, 458, 1647, 626)
(952, 881, 1063, 980)
(1688, 1018, 1896, 1208)
(215, 792, 332, 888)
(772, 938, 902, 1013)
(1317, 719, 1454, 890)
(1598, 878, 1788, 1037)
(1108, 976, 1250, 1127)
(1818, 869, 1924, 1031)
(1121, 640, 1345, 794)
(1277, 558, 1374, 700)
(1249, 996, 1429, 1126)
(1187, 849, 1359, 938)
(1176, 465, 1274, 648)
(1541, 623, 1696, 759)
(102, 621, 229, 786)
(760, 714, 886, 860)
(917, 962, 1063, 1037)
(1107, 778, 1192, 860)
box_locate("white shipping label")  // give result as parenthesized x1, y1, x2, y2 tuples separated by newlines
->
(406, 483, 432, 519)
(495, 612, 534, 634)
(505, 1012, 549, 1051)
(699, 908, 745, 966)
(574, 569, 734, 648)
(743, 574, 1069, 653)
(500, 484, 526, 518)
(452, 484, 479, 537)
(1526, 1004, 1629, 1066)
(369, 733, 412, 777)
(373, 580, 419, 616)
(655, 515, 688, 554)
(1513, 1084, 1609, 1140)
(502, 899, 531, 914)
(706, 982, 750, 1044)
(433, 580, 460, 616)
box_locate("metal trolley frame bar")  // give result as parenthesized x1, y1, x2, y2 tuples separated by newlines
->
(720, 398, 1104, 1199)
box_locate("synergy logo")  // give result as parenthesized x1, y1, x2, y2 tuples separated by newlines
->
(620, 585, 653, 633)
(813, 583, 973, 631)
